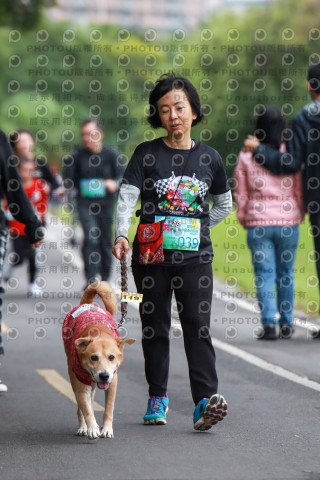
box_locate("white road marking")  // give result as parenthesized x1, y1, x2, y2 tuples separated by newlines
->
(117, 281, 320, 391)
(211, 337, 320, 393)
(171, 320, 320, 393)
(212, 288, 320, 334)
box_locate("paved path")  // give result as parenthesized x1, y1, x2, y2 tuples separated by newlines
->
(0, 213, 319, 480)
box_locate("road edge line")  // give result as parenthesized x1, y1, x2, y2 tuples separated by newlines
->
(212, 337, 320, 393)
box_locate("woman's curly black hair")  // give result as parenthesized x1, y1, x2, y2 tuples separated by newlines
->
(147, 72, 204, 129)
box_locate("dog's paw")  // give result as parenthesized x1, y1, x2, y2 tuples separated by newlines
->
(76, 426, 87, 436)
(100, 426, 114, 439)
(87, 425, 100, 440)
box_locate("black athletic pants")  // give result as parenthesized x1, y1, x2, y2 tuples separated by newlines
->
(132, 262, 218, 405)
(12, 235, 36, 283)
(77, 200, 114, 282)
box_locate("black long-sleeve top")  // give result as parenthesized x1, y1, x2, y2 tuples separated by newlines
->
(254, 100, 320, 214)
(0, 129, 43, 244)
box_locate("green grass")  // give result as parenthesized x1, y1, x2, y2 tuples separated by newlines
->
(210, 209, 319, 316)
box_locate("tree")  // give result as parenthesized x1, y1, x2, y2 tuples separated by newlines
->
(0, 0, 55, 30)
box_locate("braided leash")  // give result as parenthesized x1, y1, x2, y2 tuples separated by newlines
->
(118, 252, 128, 329)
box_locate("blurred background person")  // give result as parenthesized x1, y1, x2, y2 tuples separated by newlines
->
(234, 107, 305, 340)
(4, 157, 48, 296)
(0, 130, 44, 392)
(9, 129, 61, 196)
(244, 63, 320, 336)
(63, 119, 123, 286)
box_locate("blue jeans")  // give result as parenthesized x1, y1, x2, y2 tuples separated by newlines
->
(247, 226, 299, 327)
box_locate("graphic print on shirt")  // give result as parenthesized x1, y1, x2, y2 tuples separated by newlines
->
(154, 172, 208, 251)
(154, 172, 208, 215)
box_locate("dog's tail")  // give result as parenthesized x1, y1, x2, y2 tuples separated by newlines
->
(80, 281, 117, 316)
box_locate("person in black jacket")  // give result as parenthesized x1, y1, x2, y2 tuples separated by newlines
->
(244, 62, 320, 329)
(0, 129, 44, 392)
(63, 119, 122, 285)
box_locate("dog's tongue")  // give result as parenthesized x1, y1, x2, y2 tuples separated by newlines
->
(97, 382, 110, 390)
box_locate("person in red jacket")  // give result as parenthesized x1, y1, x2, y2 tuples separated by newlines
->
(4, 157, 48, 296)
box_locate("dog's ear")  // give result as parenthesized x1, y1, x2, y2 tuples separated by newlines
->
(75, 337, 93, 352)
(116, 338, 136, 351)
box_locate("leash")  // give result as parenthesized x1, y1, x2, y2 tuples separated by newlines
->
(113, 248, 142, 331)
(118, 251, 128, 329)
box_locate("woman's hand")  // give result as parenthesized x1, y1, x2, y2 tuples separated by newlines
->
(242, 135, 260, 152)
(112, 237, 130, 260)
(31, 239, 44, 249)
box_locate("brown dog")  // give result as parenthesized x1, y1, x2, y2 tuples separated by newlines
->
(62, 281, 135, 439)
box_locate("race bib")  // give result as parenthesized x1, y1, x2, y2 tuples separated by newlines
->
(155, 216, 200, 251)
(79, 178, 106, 198)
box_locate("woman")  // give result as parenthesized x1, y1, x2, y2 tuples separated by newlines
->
(9, 129, 60, 193)
(4, 158, 48, 295)
(112, 73, 231, 431)
(234, 106, 304, 340)
(0, 129, 43, 392)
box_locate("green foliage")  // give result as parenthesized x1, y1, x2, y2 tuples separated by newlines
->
(0, 0, 55, 30)
(185, 0, 317, 179)
(0, 21, 171, 164)
(1, 0, 318, 313)
(0, 0, 319, 171)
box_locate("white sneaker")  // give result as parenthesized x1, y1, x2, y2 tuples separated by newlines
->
(0, 380, 8, 393)
(28, 283, 43, 297)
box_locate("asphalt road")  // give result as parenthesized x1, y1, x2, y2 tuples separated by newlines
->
(0, 214, 320, 480)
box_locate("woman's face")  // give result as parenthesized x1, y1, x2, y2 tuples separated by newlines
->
(14, 132, 35, 160)
(18, 161, 35, 183)
(157, 89, 197, 143)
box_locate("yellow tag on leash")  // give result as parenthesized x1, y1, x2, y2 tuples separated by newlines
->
(121, 292, 143, 303)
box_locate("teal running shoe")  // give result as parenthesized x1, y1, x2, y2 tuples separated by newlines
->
(143, 395, 169, 425)
(193, 394, 227, 431)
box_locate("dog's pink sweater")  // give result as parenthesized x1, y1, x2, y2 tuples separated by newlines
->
(62, 304, 119, 386)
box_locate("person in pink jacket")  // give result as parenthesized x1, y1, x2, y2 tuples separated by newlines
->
(234, 106, 304, 340)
